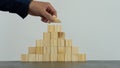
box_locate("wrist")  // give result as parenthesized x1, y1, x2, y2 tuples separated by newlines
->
(28, 0, 34, 14)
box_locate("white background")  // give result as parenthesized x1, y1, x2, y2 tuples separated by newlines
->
(0, 0, 120, 61)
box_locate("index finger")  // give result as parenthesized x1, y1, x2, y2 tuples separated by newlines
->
(48, 4, 57, 16)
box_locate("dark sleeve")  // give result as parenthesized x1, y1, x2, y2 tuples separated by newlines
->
(0, 0, 31, 18)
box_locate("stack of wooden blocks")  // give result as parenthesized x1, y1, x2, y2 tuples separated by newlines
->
(21, 25, 86, 62)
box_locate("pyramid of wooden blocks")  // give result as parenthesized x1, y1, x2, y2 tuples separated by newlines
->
(21, 25, 86, 62)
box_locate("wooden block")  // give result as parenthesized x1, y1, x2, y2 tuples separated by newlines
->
(43, 32, 50, 40)
(72, 46, 79, 54)
(28, 54, 36, 62)
(51, 39, 57, 46)
(35, 54, 39, 62)
(43, 40, 50, 46)
(58, 32, 65, 39)
(58, 46, 65, 54)
(48, 25, 55, 32)
(65, 40, 72, 46)
(43, 46, 51, 54)
(43, 54, 50, 62)
(36, 40, 43, 47)
(36, 54, 42, 62)
(65, 54, 72, 61)
(54, 18, 61, 23)
(55, 25, 62, 32)
(36, 47, 43, 54)
(58, 39, 65, 46)
(50, 54, 57, 61)
(57, 54, 65, 61)
(46, 46, 51, 54)
(28, 47, 36, 54)
(72, 54, 79, 61)
(65, 46, 72, 55)
(51, 32, 58, 39)
(53, 15, 61, 23)
(21, 54, 28, 62)
(51, 46, 57, 54)
(38, 54, 42, 62)
(78, 54, 86, 62)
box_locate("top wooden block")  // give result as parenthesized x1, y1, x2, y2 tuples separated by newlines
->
(53, 15, 61, 23)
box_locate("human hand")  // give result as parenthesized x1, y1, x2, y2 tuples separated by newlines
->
(29, 1, 57, 23)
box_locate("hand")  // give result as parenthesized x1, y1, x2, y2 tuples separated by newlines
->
(29, 1, 57, 23)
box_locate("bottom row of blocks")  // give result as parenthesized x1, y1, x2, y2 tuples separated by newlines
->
(21, 54, 86, 62)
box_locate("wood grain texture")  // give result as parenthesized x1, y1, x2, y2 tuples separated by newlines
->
(58, 46, 65, 54)
(36, 47, 43, 54)
(78, 54, 86, 62)
(21, 54, 28, 62)
(28, 47, 36, 54)
(72, 46, 79, 54)
(65, 54, 72, 61)
(28, 54, 36, 62)
(48, 25, 55, 32)
(58, 39, 65, 46)
(65, 46, 72, 55)
(65, 40, 72, 46)
(72, 54, 79, 61)
(51, 46, 57, 54)
(43, 32, 50, 40)
(36, 54, 42, 62)
(51, 39, 57, 46)
(50, 32, 58, 40)
(43, 54, 50, 62)
(36, 40, 44, 47)
(57, 54, 65, 61)
(50, 54, 57, 61)
(43, 46, 51, 54)
(55, 25, 62, 32)
(58, 32, 65, 39)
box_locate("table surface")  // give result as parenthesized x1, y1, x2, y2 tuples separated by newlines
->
(0, 61, 120, 68)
